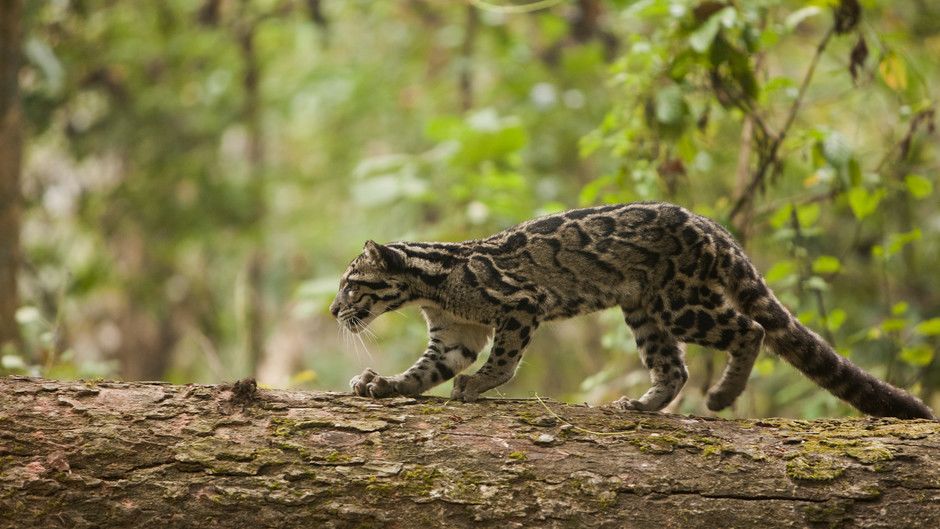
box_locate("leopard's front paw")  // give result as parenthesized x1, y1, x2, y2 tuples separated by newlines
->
(350, 368, 378, 395)
(450, 374, 481, 402)
(611, 396, 649, 412)
(350, 368, 400, 398)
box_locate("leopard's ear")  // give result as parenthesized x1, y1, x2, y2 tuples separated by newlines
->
(363, 240, 405, 271)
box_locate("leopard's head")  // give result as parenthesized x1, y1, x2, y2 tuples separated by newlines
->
(330, 241, 410, 333)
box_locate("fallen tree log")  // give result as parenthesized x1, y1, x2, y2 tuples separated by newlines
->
(0, 376, 938, 528)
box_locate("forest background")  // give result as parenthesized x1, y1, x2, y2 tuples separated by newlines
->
(1, 0, 938, 419)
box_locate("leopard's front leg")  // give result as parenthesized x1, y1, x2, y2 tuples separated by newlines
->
(350, 307, 491, 398)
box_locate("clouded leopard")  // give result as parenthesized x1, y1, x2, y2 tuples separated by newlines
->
(330, 202, 934, 419)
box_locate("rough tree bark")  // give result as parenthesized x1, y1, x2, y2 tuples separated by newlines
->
(1, 376, 938, 529)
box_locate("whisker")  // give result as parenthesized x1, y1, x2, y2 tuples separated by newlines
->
(359, 330, 377, 345)
(364, 306, 407, 319)
(350, 318, 375, 364)
(334, 306, 385, 364)
(338, 323, 350, 361)
(339, 321, 364, 366)
(358, 324, 378, 342)
(354, 329, 375, 363)
(339, 321, 350, 354)
(348, 325, 365, 365)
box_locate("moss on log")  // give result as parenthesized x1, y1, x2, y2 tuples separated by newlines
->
(1, 376, 939, 528)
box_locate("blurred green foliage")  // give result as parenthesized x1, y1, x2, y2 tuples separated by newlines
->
(2, 0, 938, 419)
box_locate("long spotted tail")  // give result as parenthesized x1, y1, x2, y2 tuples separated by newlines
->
(731, 254, 935, 420)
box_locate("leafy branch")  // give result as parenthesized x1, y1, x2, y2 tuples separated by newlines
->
(729, 24, 835, 224)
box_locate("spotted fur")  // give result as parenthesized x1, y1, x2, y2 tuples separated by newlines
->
(330, 202, 935, 419)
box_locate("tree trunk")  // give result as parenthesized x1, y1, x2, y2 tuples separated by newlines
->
(0, 0, 24, 349)
(1, 376, 938, 529)
(237, 15, 267, 377)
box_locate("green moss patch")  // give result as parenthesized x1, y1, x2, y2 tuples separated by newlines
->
(786, 454, 847, 481)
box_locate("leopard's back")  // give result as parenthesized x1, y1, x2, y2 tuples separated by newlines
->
(450, 202, 740, 321)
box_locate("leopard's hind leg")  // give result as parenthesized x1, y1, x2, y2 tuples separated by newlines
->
(614, 307, 689, 411)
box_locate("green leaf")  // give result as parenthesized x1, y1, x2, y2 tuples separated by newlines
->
(668, 50, 697, 81)
(754, 357, 776, 376)
(727, 45, 758, 99)
(812, 255, 841, 274)
(796, 203, 821, 228)
(886, 229, 922, 257)
(785, 6, 823, 31)
(891, 302, 909, 316)
(579, 174, 615, 206)
(900, 345, 934, 367)
(915, 318, 940, 336)
(879, 52, 908, 91)
(426, 110, 528, 167)
(797, 311, 817, 326)
(769, 204, 793, 229)
(689, 11, 724, 53)
(847, 158, 862, 187)
(717, 6, 737, 28)
(465, 111, 530, 165)
(351, 171, 428, 207)
(24, 37, 65, 96)
(758, 27, 780, 49)
(424, 115, 463, 141)
(880, 318, 907, 333)
(708, 33, 733, 65)
(804, 276, 829, 292)
(765, 260, 797, 283)
(653, 85, 687, 125)
(825, 308, 847, 332)
(847, 187, 884, 221)
(538, 14, 569, 41)
(821, 131, 851, 169)
(905, 174, 933, 199)
(624, 0, 673, 18)
(763, 76, 796, 94)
